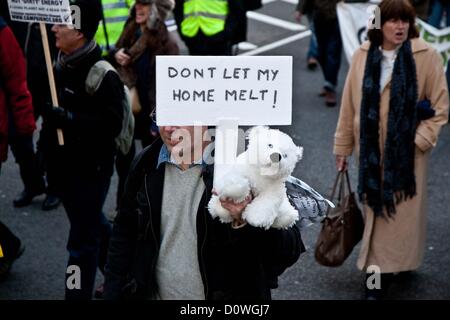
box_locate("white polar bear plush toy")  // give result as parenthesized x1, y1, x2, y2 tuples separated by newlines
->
(208, 126, 303, 229)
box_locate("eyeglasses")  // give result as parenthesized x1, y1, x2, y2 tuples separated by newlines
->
(150, 108, 157, 123)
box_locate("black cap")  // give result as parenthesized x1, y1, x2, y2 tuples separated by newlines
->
(70, 0, 102, 40)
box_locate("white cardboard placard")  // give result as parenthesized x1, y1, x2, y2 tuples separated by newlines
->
(156, 56, 293, 126)
(7, 0, 72, 25)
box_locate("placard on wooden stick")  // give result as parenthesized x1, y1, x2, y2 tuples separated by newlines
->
(7, 0, 75, 146)
(156, 56, 292, 126)
(156, 56, 293, 185)
(7, 0, 73, 25)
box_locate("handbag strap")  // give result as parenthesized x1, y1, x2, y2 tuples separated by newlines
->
(326, 171, 343, 216)
(329, 171, 343, 201)
(344, 170, 353, 195)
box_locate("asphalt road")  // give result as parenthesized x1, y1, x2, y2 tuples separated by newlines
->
(0, 0, 449, 300)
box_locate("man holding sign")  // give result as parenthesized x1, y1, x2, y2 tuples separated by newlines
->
(104, 125, 303, 300)
(104, 55, 303, 300)
(36, 0, 125, 299)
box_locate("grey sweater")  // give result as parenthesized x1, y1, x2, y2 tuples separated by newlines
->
(154, 164, 206, 300)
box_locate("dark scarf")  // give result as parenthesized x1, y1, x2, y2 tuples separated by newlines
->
(359, 40, 418, 217)
(115, 18, 169, 87)
(56, 39, 97, 70)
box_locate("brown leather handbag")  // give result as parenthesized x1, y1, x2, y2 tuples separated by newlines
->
(314, 170, 364, 267)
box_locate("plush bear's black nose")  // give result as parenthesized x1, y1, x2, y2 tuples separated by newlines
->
(270, 152, 282, 163)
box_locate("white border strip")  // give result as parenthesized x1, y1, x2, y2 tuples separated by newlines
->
(247, 11, 306, 31)
(240, 30, 311, 56)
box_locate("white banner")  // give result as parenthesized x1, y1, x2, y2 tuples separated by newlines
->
(416, 20, 450, 66)
(337, 2, 376, 63)
(7, 0, 73, 25)
(337, 2, 449, 66)
(156, 56, 293, 126)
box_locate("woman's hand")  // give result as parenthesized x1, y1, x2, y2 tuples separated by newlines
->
(336, 155, 348, 172)
(115, 48, 131, 67)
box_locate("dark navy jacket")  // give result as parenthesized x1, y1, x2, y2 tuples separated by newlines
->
(104, 138, 305, 300)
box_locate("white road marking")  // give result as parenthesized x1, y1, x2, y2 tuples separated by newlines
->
(247, 11, 306, 31)
(237, 42, 258, 50)
(239, 30, 311, 56)
(280, 0, 298, 5)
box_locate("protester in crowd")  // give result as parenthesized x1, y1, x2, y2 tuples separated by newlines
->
(410, 0, 430, 21)
(295, 3, 319, 70)
(232, 0, 263, 55)
(334, 0, 449, 299)
(0, 15, 35, 279)
(103, 123, 304, 299)
(41, 0, 124, 299)
(0, 3, 60, 211)
(428, 0, 450, 27)
(95, 0, 135, 57)
(297, 0, 343, 107)
(173, 0, 246, 55)
(112, 0, 179, 212)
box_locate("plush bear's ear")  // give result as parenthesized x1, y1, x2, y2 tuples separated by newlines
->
(247, 125, 269, 141)
(296, 146, 304, 161)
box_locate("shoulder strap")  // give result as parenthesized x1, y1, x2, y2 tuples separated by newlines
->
(325, 171, 344, 216)
(85, 60, 117, 95)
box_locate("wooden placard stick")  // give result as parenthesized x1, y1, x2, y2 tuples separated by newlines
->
(39, 22, 64, 146)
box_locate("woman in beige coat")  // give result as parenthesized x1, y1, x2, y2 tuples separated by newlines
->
(334, 0, 449, 299)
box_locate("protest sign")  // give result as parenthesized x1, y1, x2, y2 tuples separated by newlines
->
(336, 2, 378, 63)
(7, 0, 72, 145)
(156, 56, 293, 185)
(7, 0, 73, 25)
(156, 56, 293, 126)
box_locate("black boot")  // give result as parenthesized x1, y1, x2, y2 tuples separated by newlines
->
(42, 194, 61, 211)
(13, 188, 45, 208)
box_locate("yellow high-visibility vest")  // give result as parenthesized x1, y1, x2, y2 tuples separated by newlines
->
(95, 0, 134, 56)
(181, 0, 228, 38)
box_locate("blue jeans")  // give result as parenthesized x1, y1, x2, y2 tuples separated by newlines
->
(307, 14, 318, 60)
(313, 17, 342, 92)
(429, 0, 450, 28)
(62, 166, 112, 300)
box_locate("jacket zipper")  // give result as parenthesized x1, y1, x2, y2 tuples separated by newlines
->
(143, 171, 209, 298)
(201, 189, 209, 299)
(144, 173, 159, 296)
(144, 173, 157, 244)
